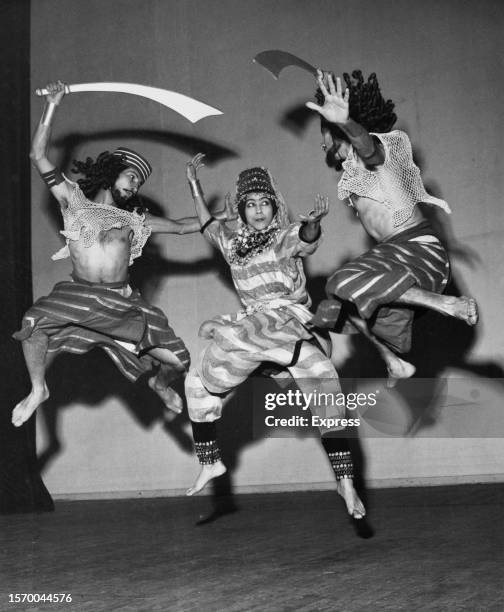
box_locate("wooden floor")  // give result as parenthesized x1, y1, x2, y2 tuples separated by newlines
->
(1, 484, 503, 611)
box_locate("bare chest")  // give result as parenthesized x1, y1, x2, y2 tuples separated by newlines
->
(97, 226, 134, 245)
(351, 195, 423, 241)
(69, 227, 134, 264)
(349, 196, 392, 239)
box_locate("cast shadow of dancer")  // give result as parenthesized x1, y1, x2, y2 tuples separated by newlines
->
(189, 224, 370, 536)
(267, 104, 503, 536)
(36, 208, 236, 472)
(392, 149, 504, 433)
(191, 374, 340, 527)
(395, 203, 504, 435)
(36, 195, 224, 474)
(192, 374, 374, 536)
(307, 197, 504, 445)
(43, 128, 238, 230)
(36, 131, 240, 472)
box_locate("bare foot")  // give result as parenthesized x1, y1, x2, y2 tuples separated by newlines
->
(455, 295, 479, 325)
(11, 386, 49, 427)
(444, 296, 479, 325)
(186, 461, 227, 496)
(148, 377, 183, 414)
(385, 355, 416, 388)
(336, 478, 366, 519)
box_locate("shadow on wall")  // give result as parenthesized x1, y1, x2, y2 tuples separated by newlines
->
(187, 99, 504, 526)
(129, 194, 236, 303)
(33, 130, 238, 474)
(42, 128, 239, 232)
(33, 123, 503, 527)
(306, 206, 504, 438)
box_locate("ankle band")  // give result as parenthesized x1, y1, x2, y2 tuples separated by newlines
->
(327, 450, 354, 480)
(194, 440, 221, 465)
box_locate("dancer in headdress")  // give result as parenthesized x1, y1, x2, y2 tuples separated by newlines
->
(12, 81, 229, 427)
(184, 153, 366, 520)
(306, 70, 478, 386)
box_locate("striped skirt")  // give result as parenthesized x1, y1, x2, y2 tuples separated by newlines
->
(13, 280, 190, 382)
(313, 221, 450, 353)
(187, 305, 345, 432)
(198, 306, 313, 394)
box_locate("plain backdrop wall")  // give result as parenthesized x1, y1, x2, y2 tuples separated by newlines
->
(29, 0, 504, 497)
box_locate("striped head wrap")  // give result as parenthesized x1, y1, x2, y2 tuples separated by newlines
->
(112, 147, 152, 184)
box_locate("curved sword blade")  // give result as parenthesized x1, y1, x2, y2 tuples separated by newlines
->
(35, 82, 223, 124)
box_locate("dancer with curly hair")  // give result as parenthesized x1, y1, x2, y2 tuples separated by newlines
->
(184, 153, 366, 521)
(11, 81, 229, 428)
(306, 70, 478, 386)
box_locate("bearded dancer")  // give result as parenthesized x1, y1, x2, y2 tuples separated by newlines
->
(306, 70, 478, 386)
(184, 153, 366, 520)
(12, 81, 227, 428)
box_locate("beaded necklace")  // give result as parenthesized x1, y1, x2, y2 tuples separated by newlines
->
(228, 217, 280, 265)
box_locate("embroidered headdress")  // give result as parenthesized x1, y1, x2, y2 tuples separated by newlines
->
(229, 167, 290, 265)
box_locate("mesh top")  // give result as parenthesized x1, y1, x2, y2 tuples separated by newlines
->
(338, 130, 451, 227)
(51, 179, 151, 265)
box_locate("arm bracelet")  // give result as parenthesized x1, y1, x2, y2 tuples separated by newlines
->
(189, 179, 203, 199)
(299, 222, 321, 244)
(40, 168, 64, 188)
(200, 217, 216, 234)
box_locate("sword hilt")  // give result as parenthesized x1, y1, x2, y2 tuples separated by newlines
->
(35, 84, 71, 96)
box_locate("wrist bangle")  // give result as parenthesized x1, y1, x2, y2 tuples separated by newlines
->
(41, 102, 57, 127)
(299, 223, 321, 244)
(200, 217, 215, 234)
(189, 179, 202, 199)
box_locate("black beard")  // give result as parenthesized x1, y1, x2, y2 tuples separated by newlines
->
(111, 186, 131, 206)
(325, 148, 343, 172)
(111, 186, 142, 211)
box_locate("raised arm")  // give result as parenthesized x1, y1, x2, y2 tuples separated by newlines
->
(147, 154, 236, 235)
(186, 153, 217, 232)
(30, 81, 72, 207)
(306, 70, 385, 167)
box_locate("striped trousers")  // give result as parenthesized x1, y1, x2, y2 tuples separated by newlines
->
(313, 221, 450, 353)
(186, 337, 345, 435)
(13, 280, 190, 382)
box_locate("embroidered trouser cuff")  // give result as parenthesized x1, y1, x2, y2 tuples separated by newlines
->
(327, 451, 354, 480)
(194, 441, 221, 465)
(191, 421, 221, 465)
(321, 434, 354, 480)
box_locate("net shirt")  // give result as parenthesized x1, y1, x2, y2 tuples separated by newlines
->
(51, 179, 151, 265)
(338, 130, 451, 227)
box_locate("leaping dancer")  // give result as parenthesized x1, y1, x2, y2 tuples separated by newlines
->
(184, 154, 366, 520)
(12, 81, 228, 428)
(305, 69, 478, 386)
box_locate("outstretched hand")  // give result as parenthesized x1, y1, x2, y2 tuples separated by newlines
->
(306, 69, 349, 125)
(299, 194, 329, 223)
(44, 80, 66, 105)
(186, 152, 205, 182)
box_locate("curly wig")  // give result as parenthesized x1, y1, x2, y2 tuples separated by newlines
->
(316, 69, 397, 134)
(71, 151, 146, 212)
